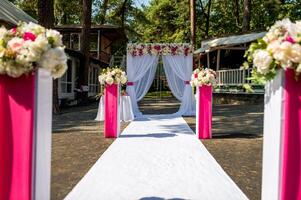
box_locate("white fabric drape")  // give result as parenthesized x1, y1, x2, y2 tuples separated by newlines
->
(126, 54, 159, 117)
(162, 55, 195, 116)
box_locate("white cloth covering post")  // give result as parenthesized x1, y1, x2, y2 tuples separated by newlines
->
(262, 70, 284, 200)
(126, 54, 159, 117)
(33, 69, 53, 200)
(162, 55, 195, 116)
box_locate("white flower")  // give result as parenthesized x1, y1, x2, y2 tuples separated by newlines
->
(38, 47, 68, 79)
(106, 76, 114, 85)
(253, 50, 273, 74)
(32, 35, 50, 53)
(120, 76, 127, 84)
(297, 64, 301, 73)
(22, 22, 46, 35)
(0, 27, 7, 39)
(46, 29, 63, 47)
(7, 37, 24, 53)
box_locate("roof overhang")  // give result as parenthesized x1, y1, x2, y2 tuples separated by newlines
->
(194, 32, 266, 54)
(0, 0, 37, 25)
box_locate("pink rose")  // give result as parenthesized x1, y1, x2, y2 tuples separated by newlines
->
(23, 32, 36, 41)
(7, 37, 25, 52)
(286, 35, 296, 44)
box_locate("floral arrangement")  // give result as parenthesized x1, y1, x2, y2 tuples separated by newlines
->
(190, 68, 217, 87)
(0, 22, 67, 79)
(98, 67, 127, 85)
(245, 18, 301, 83)
(127, 43, 193, 57)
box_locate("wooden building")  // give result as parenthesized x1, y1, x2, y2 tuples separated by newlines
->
(0, 0, 127, 103)
(194, 32, 266, 93)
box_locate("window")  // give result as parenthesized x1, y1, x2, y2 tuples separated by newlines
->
(70, 33, 80, 50)
(89, 66, 100, 96)
(60, 60, 73, 95)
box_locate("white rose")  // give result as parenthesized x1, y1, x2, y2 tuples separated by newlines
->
(106, 76, 114, 85)
(193, 78, 199, 87)
(121, 76, 127, 84)
(23, 22, 45, 34)
(253, 50, 273, 74)
(32, 35, 50, 53)
(115, 77, 121, 84)
(288, 44, 301, 64)
(296, 64, 301, 73)
(38, 47, 68, 78)
(0, 27, 7, 39)
(46, 29, 63, 47)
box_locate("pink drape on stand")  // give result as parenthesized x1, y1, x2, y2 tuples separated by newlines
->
(281, 69, 301, 199)
(0, 74, 35, 200)
(104, 84, 119, 138)
(197, 86, 212, 139)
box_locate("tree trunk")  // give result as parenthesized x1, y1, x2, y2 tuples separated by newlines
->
(120, 0, 128, 27)
(38, 0, 60, 114)
(190, 0, 196, 45)
(205, 0, 212, 37)
(242, 0, 251, 32)
(100, 0, 109, 24)
(80, 0, 92, 102)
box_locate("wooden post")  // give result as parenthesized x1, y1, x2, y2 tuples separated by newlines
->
(207, 53, 210, 68)
(216, 49, 221, 71)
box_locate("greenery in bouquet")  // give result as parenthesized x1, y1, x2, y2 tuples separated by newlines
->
(98, 67, 127, 86)
(0, 22, 67, 79)
(245, 18, 301, 84)
(190, 68, 217, 87)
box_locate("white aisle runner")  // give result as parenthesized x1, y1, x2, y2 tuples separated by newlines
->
(65, 115, 248, 200)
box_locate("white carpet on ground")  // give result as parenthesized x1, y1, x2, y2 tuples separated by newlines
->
(65, 115, 248, 200)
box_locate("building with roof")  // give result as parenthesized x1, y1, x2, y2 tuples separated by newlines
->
(194, 32, 266, 93)
(0, 0, 127, 103)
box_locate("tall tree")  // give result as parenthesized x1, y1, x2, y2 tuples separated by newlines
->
(38, 0, 61, 114)
(80, 0, 92, 100)
(242, 0, 251, 32)
(190, 0, 196, 45)
(100, 0, 109, 24)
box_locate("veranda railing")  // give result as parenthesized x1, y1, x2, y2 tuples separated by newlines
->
(215, 68, 264, 93)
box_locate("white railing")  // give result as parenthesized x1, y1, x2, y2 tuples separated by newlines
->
(216, 68, 253, 86)
(109, 55, 126, 68)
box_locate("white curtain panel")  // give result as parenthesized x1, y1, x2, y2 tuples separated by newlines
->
(162, 55, 196, 116)
(126, 54, 159, 117)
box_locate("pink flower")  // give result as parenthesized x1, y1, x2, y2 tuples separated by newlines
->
(285, 35, 296, 44)
(11, 28, 17, 34)
(23, 32, 36, 41)
(194, 73, 198, 78)
(7, 37, 25, 52)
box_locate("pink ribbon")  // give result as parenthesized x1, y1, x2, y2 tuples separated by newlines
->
(0, 74, 35, 200)
(184, 80, 190, 84)
(197, 85, 212, 139)
(280, 69, 301, 199)
(104, 84, 119, 138)
(127, 82, 134, 86)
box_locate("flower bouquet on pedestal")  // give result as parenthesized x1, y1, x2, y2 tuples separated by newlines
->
(0, 22, 67, 200)
(98, 67, 127, 138)
(245, 18, 301, 200)
(191, 68, 216, 139)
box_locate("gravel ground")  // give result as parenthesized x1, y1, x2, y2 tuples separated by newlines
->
(51, 97, 263, 200)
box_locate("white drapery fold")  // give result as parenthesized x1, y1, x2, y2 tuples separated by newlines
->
(162, 55, 196, 116)
(126, 54, 159, 117)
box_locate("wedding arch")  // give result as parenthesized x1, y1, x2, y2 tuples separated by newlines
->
(126, 43, 196, 117)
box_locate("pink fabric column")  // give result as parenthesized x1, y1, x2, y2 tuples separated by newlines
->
(104, 84, 119, 138)
(0, 74, 35, 200)
(280, 69, 301, 199)
(197, 86, 212, 139)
